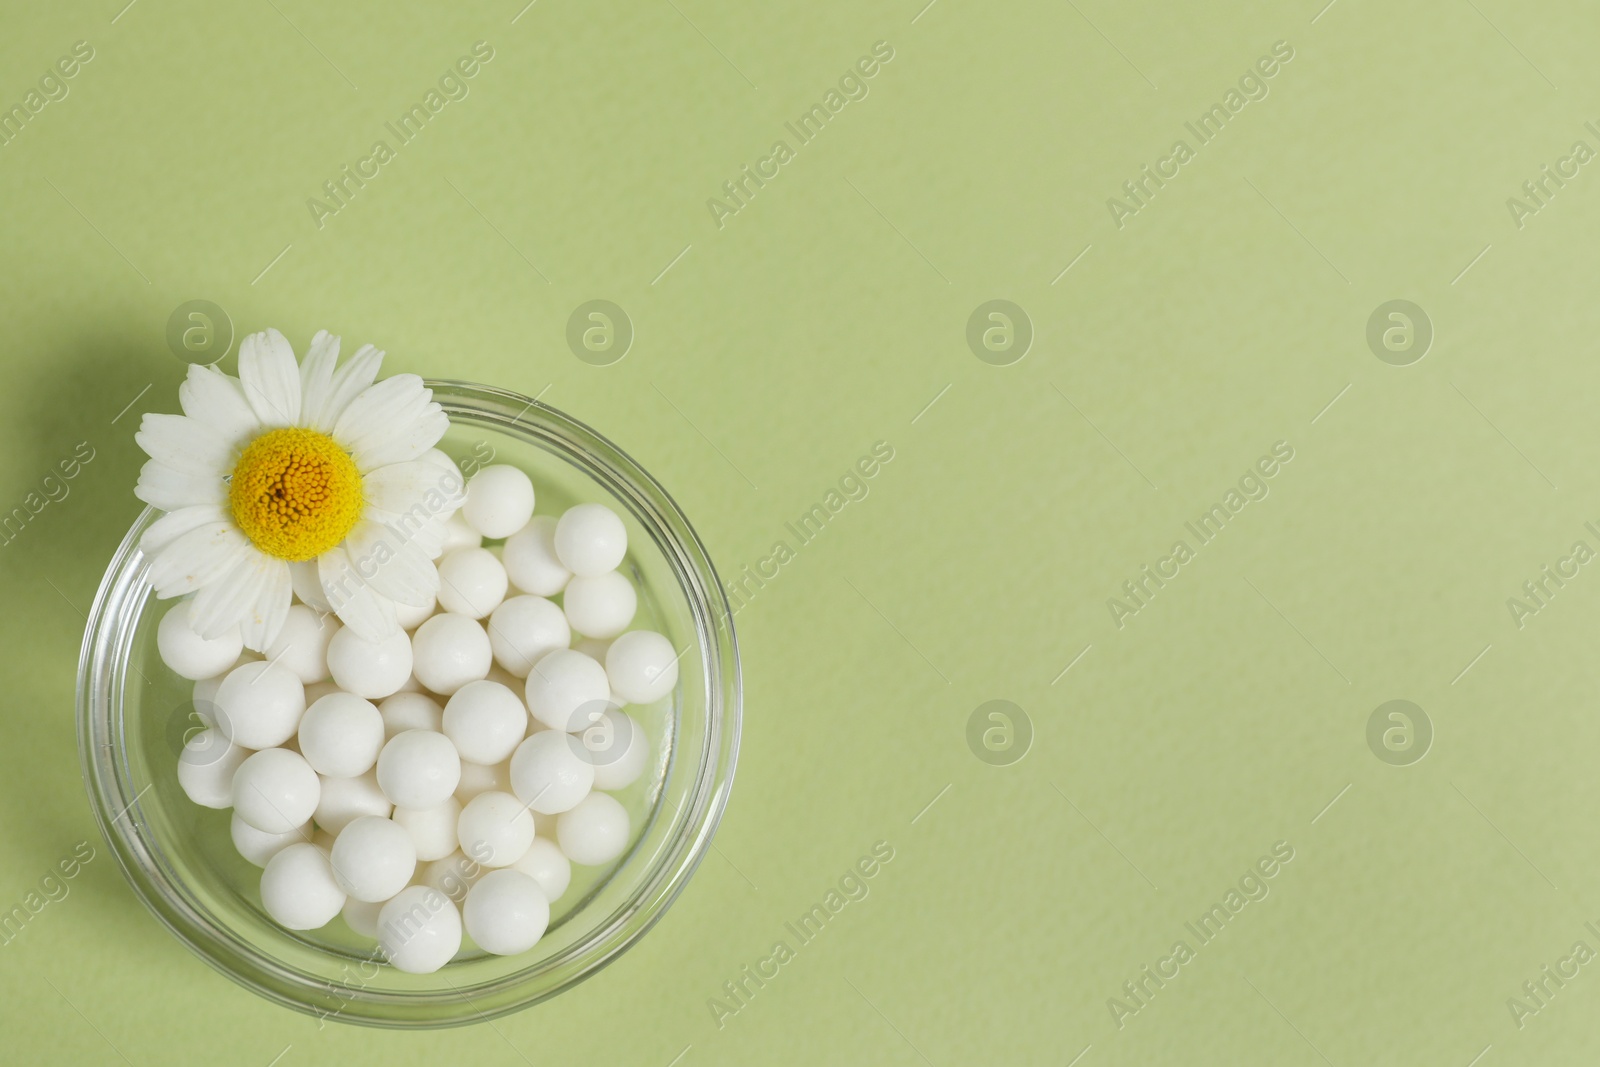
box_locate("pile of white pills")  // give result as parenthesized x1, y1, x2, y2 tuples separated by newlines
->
(166, 464, 682, 974)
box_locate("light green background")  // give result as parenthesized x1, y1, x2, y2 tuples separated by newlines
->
(2, 0, 1598, 1063)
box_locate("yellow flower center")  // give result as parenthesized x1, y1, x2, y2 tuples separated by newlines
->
(228, 427, 363, 561)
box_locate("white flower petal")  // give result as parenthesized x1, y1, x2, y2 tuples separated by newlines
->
(135, 459, 225, 511)
(239, 561, 293, 650)
(145, 521, 252, 598)
(135, 413, 233, 476)
(358, 408, 451, 471)
(237, 328, 302, 428)
(296, 330, 341, 430)
(359, 451, 462, 559)
(420, 448, 456, 471)
(345, 520, 439, 607)
(365, 506, 451, 560)
(178, 365, 260, 451)
(419, 448, 467, 498)
(289, 559, 332, 612)
(140, 504, 227, 555)
(318, 546, 399, 641)
(310, 343, 384, 433)
(362, 456, 463, 514)
(334, 375, 446, 469)
(188, 548, 273, 644)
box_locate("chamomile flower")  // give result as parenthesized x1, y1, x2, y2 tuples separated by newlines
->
(134, 328, 463, 650)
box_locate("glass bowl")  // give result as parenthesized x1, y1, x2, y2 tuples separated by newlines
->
(76, 381, 740, 1028)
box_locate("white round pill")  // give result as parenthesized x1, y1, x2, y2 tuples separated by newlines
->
(606, 630, 680, 705)
(524, 648, 611, 732)
(376, 730, 461, 809)
(410, 613, 492, 695)
(177, 729, 250, 809)
(394, 593, 437, 631)
(231, 812, 309, 867)
(581, 708, 648, 791)
(554, 503, 627, 577)
(393, 797, 461, 862)
(330, 816, 418, 902)
(313, 770, 391, 834)
(379, 692, 444, 738)
(158, 600, 244, 681)
(486, 595, 570, 678)
(509, 731, 594, 815)
(264, 604, 337, 683)
(214, 660, 306, 750)
(327, 626, 413, 700)
(232, 748, 321, 833)
(378, 886, 461, 974)
(260, 842, 346, 930)
(464, 869, 549, 955)
(454, 758, 512, 803)
(436, 547, 508, 620)
(420, 851, 485, 904)
(502, 516, 571, 596)
(443, 680, 528, 765)
(463, 465, 536, 539)
(511, 838, 572, 903)
(342, 896, 383, 938)
(457, 791, 535, 867)
(297, 693, 385, 778)
(562, 571, 637, 639)
(556, 792, 630, 866)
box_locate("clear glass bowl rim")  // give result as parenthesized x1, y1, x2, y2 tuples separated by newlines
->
(75, 380, 741, 1028)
